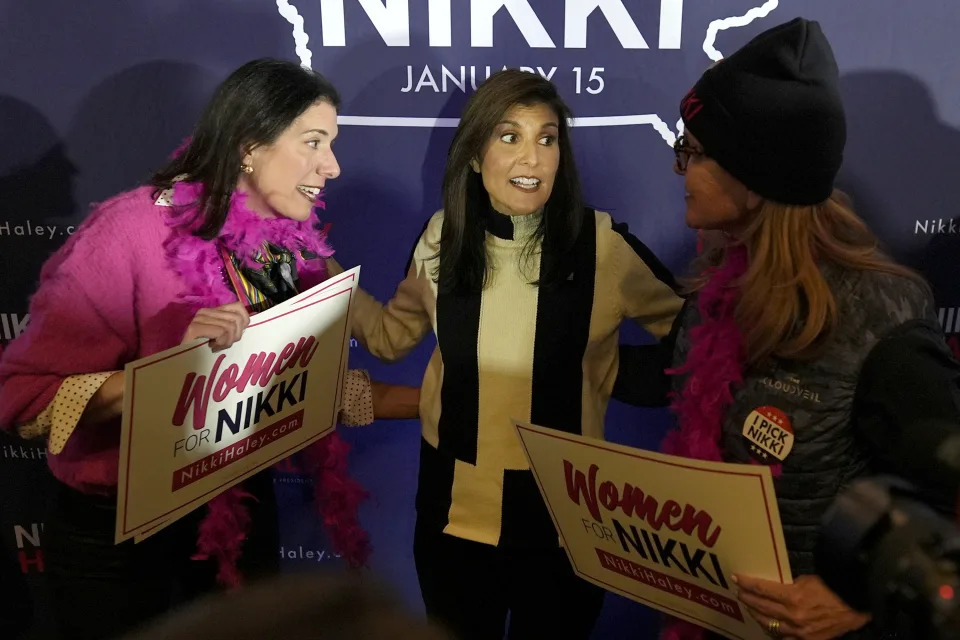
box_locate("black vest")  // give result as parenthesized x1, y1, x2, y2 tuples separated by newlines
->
(672, 268, 935, 576)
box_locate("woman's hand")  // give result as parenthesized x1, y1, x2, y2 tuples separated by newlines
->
(371, 381, 420, 420)
(734, 573, 870, 639)
(77, 303, 249, 429)
(181, 302, 250, 351)
(78, 370, 126, 427)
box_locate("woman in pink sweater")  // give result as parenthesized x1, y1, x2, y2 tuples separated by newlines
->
(0, 58, 416, 639)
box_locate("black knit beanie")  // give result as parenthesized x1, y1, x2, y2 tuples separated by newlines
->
(680, 17, 846, 206)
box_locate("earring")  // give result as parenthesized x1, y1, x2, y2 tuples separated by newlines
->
(240, 164, 253, 174)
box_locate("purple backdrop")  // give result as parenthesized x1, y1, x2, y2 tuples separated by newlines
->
(2, 1, 960, 637)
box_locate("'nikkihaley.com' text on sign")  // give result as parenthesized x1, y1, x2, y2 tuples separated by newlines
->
(114, 267, 360, 544)
(516, 421, 791, 640)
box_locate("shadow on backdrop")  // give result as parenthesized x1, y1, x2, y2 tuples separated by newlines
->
(64, 60, 220, 213)
(837, 70, 960, 306)
(0, 96, 76, 312)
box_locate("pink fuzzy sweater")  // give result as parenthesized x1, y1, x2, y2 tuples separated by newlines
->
(0, 185, 326, 493)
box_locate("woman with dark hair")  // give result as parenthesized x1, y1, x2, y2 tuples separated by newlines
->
(329, 69, 684, 639)
(616, 18, 960, 639)
(0, 58, 417, 640)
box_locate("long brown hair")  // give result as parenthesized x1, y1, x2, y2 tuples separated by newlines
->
(691, 190, 925, 366)
(437, 70, 584, 294)
(152, 59, 340, 239)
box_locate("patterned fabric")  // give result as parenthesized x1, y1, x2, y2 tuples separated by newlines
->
(222, 243, 304, 313)
(340, 369, 374, 427)
(222, 237, 374, 427)
(16, 372, 116, 451)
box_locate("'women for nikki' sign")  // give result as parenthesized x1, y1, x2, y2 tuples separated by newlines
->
(115, 268, 360, 543)
(516, 421, 791, 640)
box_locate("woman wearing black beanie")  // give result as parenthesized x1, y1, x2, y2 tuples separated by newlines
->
(617, 17, 960, 640)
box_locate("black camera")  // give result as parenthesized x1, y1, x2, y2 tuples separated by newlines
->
(816, 476, 960, 639)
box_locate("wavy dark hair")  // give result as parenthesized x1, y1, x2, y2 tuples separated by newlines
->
(437, 70, 585, 294)
(151, 58, 341, 239)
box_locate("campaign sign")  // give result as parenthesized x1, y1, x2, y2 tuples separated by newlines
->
(116, 268, 360, 543)
(516, 421, 791, 640)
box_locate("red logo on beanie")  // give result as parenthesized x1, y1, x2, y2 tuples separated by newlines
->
(681, 89, 703, 121)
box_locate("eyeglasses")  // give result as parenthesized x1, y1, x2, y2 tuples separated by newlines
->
(673, 134, 705, 173)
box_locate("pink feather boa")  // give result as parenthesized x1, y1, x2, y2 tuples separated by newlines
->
(662, 243, 748, 463)
(162, 179, 371, 588)
(659, 243, 779, 640)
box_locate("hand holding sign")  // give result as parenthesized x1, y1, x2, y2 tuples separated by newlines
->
(116, 268, 360, 544)
(181, 301, 251, 351)
(515, 420, 792, 640)
(733, 574, 870, 640)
